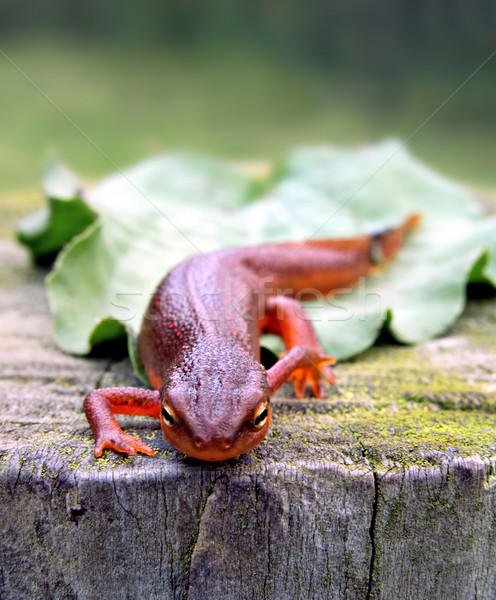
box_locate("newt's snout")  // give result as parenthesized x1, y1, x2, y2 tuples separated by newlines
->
(160, 408, 272, 462)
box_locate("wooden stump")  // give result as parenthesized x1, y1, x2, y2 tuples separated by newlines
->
(1, 236, 496, 600)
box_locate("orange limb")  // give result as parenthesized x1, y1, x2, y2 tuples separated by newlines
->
(261, 296, 336, 399)
(83, 387, 161, 457)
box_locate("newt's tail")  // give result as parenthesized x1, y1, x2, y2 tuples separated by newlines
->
(371, 213, 420, 264)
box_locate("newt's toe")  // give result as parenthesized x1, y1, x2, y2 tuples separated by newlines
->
(94, 431, 154, 457)
(289, 353, 336, 399)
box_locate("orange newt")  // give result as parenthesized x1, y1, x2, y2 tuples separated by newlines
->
(84, 214, 419, 461)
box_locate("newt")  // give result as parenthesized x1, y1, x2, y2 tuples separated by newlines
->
(84, 214, 419, 461)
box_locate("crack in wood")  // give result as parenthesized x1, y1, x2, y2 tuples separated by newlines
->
(366, 470, 379, 600)
(111, 471, 142, 532)
(347, 425, 379, 600)
(184, 473, 218, 600)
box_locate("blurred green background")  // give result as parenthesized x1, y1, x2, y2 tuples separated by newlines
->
(1, 0, 495, 197)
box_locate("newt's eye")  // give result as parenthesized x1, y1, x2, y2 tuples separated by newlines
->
(161, 404, 177, 427)
(253, 401, 269, 429)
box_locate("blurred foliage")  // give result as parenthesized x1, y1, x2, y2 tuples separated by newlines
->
(3, 1, 496, 74)
(0, 1, 495, 192)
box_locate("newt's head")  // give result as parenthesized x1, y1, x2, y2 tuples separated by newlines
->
(159, 345, 271, 461)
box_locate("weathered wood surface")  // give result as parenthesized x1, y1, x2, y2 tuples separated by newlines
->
(1, 230, 496, 599)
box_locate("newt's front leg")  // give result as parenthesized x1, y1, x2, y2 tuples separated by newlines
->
(261, 296, 336, 398)
(83, 387, 161, 457)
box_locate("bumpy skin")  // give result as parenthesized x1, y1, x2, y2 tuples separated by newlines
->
(83, 215, 419, 461)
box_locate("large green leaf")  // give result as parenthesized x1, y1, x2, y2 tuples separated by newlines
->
(275, 142, 496, 357)
(17, 141, 496, 377)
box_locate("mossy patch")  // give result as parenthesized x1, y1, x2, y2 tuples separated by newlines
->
(264, 400, 496, 473)
(263, 319, 496, 473)
(1, 294, 495, 476)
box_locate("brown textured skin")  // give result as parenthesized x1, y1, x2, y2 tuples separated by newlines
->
(84, 215, 419, 461)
